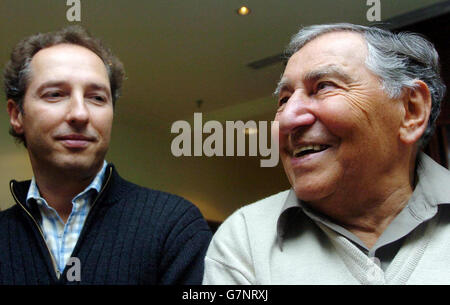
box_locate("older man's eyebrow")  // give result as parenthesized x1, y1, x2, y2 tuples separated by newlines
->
(274, 77, 289, 97)
(274, 65, 354, 97)
(304, 65, 354, 84)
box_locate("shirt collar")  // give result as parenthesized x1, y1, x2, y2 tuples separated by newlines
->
(26, 160, 108, 208)
(276, 188, 302, 249)
(410, 153, 450, 211)
(276, 152, 450, 249)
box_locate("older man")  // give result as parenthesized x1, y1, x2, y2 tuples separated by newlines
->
(203, 23, 450, 284)
(1, 26, 212, 284)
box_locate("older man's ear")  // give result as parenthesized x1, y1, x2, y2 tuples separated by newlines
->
(398, 80, 432, 145)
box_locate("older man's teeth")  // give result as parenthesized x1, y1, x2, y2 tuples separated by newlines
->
(293, 145, 328, 157)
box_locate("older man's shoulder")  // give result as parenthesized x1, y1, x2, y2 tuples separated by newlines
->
(240, 189, 291, 216)
(217, 190, 291, 233)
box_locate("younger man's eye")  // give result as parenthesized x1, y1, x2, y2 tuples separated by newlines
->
(94, 96, 105, 101)
(43, 91, 64, 99)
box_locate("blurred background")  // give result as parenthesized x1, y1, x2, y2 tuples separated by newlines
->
(1, 0, 449, 229)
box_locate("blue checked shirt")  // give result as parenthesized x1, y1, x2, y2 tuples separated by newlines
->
(26, 161, 107, 274)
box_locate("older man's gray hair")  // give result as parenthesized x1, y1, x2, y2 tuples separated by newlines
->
(276, 23, 446, 147)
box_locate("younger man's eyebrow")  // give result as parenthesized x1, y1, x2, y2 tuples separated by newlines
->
(86, 83, 112, 99)
(36, 81, 67, 93)
(35, 81, 111, 99)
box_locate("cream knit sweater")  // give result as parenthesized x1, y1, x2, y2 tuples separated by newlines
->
(204, 191, 450, 284)
(203, 155, 450, 285)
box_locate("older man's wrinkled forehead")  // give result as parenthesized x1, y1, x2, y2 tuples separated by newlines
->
(275, 31, 369, 95)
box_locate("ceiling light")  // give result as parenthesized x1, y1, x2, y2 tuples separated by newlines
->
(237, 6, 251, 16)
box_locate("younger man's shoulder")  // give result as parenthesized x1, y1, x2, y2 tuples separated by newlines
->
(113, 171, 209, 230)
(0, 204, 22, 225)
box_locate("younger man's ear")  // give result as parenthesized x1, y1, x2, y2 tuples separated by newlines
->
(398, 80, 431, 145)
(7, 99, 24, 135)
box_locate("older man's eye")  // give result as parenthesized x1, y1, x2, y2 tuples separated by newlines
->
(316, 81, 335, 92)
(278, 96, 289, 107)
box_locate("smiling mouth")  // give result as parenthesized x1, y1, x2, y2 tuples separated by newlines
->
(292, 144, 330, 158)
(55, 134, 96, 149)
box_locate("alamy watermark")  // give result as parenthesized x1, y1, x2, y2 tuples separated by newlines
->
(66, 0, 81, 22)
(366, 0, 381, 22)
(170, 113, 279, 167)
(66, 257, 81, 282)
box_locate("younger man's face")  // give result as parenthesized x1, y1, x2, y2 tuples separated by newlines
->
(10, 43, 113, 176)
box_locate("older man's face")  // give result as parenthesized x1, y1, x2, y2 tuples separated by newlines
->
(275, 31, 404, 207)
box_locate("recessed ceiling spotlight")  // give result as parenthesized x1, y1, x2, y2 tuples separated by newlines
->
(237, 6, 251, 16)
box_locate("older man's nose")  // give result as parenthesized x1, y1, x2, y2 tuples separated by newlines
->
(278, 91, 316, 134)
(66, 93, 89, 128)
